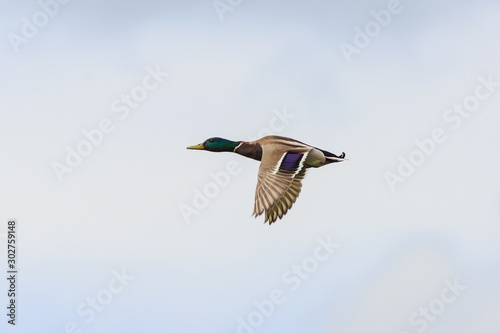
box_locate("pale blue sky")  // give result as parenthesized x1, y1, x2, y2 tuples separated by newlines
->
(1, 1, 499, 332)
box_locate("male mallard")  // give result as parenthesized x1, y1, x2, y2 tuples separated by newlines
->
(187, 136, 346, 224)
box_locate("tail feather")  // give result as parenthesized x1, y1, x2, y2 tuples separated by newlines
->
(325, 152, 347, 164)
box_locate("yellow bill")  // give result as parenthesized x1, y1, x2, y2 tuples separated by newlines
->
(186, 143, 204, 150)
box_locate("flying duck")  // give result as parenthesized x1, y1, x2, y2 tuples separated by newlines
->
(187, 135, 346, 224)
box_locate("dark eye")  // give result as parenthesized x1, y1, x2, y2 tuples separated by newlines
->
(208, 139, 214, 143)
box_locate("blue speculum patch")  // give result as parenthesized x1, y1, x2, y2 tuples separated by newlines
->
(279, 152, 303, 172)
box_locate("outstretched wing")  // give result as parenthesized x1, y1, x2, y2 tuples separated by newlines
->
(253, 150, 309, 224)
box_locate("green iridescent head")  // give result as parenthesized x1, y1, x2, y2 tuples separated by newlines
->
(187, 137, 240, 152)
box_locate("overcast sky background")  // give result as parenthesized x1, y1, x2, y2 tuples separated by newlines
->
(1, 0, 499, 332)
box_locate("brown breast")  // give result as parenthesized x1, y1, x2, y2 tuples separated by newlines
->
(234, 142, 263, 161)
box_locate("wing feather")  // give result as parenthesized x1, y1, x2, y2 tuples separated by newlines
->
(253, 148, 310, 224)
